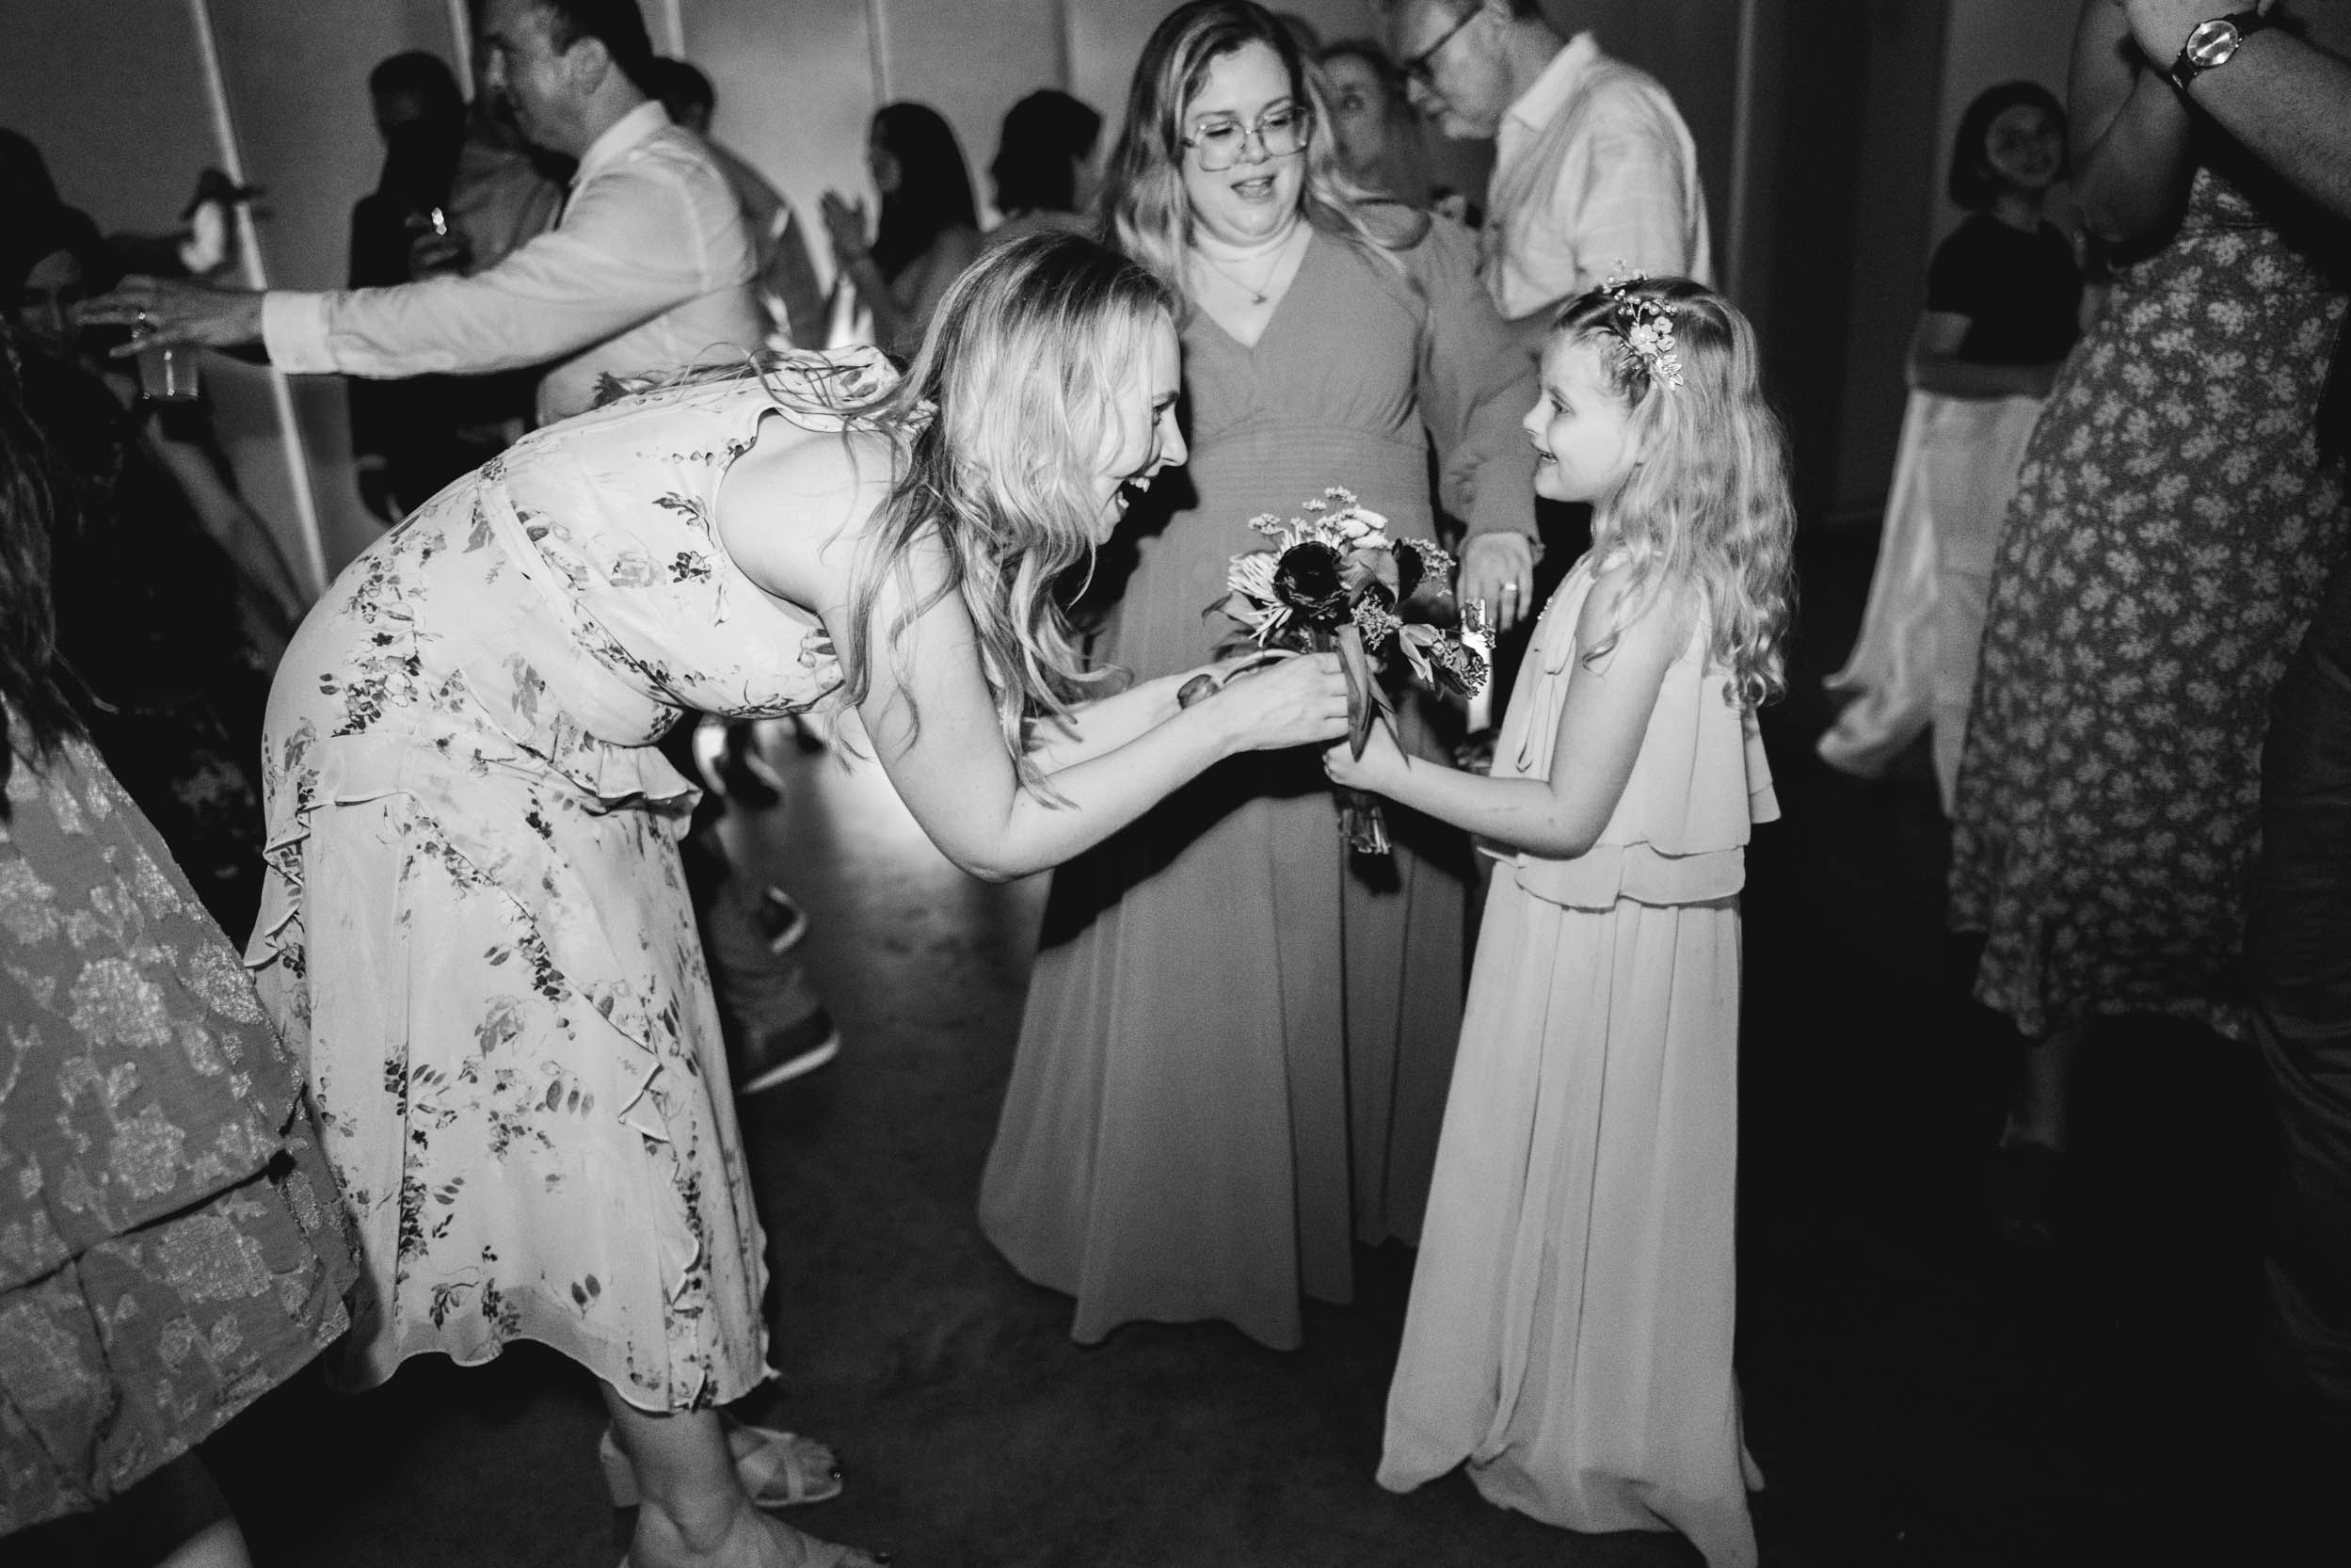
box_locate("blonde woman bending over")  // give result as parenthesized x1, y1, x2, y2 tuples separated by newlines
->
(245, 233, 1348, 1568)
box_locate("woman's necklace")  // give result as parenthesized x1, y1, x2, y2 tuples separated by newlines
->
(1192, 223, 1300, 305)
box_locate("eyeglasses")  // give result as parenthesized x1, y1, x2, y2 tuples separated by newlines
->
(1400, 5, 1479, 88)
(1178, 104, 1312, 171)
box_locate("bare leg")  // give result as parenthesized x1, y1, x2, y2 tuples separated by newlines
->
(600, 1385, 878, 1568)
(2007, 1022, 2084, 1151)
(1991, 1023, 2083, 1245)
(156, 1516, 254, 1568)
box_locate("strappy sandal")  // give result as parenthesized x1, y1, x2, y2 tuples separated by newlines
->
(600, 1418, 845, 1510)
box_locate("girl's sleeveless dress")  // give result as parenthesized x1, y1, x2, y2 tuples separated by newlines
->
(1378, 559, 1775, 1568)
(245, 353, 888, 1411)
(983, 219, 1538, 1350)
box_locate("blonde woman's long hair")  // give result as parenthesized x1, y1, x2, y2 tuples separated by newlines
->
(1552, 277, 1797, 710)
(604, 233, 1176, 784)
(1101, 0, 1424, 297)
(840, 234, 1176, 777)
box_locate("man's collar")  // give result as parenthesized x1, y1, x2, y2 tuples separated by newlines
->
(1505, 31, 1600, 135)
(571, 99, 669, 186)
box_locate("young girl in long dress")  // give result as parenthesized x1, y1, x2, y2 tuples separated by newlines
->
(1329, 278, 1796, 1568)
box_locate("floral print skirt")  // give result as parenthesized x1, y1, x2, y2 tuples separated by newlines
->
(252, 769, 773, 1412)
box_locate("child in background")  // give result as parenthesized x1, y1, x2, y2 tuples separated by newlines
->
(1818, 80, 2082, 801)
(1333, 277, 1794, 1568)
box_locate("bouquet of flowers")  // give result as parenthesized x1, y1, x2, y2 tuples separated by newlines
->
(1197, 488, 1491, 855)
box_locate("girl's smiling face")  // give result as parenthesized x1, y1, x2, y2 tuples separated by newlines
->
(1178, 41, 1308, 248)
(1523, 334, 1644, 505)
(1983, 101, 2063, 195)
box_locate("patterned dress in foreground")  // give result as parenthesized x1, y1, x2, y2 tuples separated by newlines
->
(0, 724, 356, 1535)
(247, 356, 880, 1411)
(1950, 163, 2351, 1040)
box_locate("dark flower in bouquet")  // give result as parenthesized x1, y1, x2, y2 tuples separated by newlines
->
(1201, 488, 1492, 854)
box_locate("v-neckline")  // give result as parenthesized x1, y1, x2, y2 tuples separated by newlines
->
(1192, 227, 1319, 357)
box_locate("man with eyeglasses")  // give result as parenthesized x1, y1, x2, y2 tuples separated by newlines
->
(1381, 0, 1709, 713)
(1384, 0, 1710, 352)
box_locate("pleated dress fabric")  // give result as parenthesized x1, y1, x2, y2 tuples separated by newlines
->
(246, 354, 884, 1411)
(1378, 558, 1775, 1568)
(982, 216, 1539, 1350)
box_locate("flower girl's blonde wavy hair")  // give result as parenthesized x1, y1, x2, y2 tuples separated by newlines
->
(1551, 277, 1797, 710)
(608, 233, 1176, 784)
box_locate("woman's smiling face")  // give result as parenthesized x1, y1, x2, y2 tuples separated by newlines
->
(1091, 312, 1187, 539)
(1177, 41, 1307, 248)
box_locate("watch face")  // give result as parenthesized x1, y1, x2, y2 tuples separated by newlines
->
(2185, 18, 2243, 67)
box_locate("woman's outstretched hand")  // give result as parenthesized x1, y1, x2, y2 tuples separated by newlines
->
(1200, 649, 1351, 752)
(1322, 713, 1412, 792)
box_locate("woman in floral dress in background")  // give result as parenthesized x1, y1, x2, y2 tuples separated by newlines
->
(1953, 0, 2351, 1238)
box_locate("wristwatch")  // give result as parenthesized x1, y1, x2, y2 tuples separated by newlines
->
(2167, 11, 2273, 92)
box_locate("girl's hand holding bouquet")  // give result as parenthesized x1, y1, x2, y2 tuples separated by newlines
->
(1320, 714, 1412, 793)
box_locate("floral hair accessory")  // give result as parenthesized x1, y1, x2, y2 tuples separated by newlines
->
(1601, 270, 1685, 392)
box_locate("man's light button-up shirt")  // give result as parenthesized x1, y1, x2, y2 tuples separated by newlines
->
(263, 100, 763, 424)
(1482, 33, 1714, 329)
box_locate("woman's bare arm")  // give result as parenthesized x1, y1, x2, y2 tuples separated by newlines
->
(2069, 0, 2199, 247)
(2121, 0, 2351, 219)
(1907, 312, 2063, 400)
(718, 424, 1351, 880)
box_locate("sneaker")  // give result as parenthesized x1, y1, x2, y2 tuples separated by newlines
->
(756, 886, 808, 954)
(734, 1009, 841, 1096)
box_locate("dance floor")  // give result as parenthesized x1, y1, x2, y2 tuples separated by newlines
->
(22, 527, 2344, 1566)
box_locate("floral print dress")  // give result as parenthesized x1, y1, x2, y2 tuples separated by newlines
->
(1950, 164, 2351, 1039)
(1, 721, 356, 1534)
(245, 353, 885, 1412)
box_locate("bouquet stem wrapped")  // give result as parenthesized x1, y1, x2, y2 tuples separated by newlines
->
(1317, 621, 1390, 854)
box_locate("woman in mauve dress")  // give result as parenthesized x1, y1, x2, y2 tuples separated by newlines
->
(984, 0, 1538, 1352)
